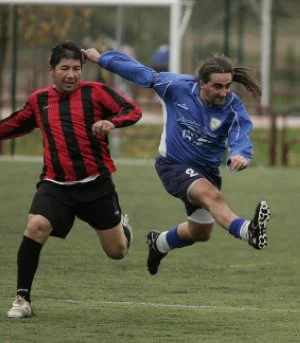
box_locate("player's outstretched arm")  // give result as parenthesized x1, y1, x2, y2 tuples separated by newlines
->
(81, 48, 101, 64)
(82, 48, 155, 88)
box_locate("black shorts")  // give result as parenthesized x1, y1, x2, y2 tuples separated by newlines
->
(155, 156, 222, 216)
(29, 177, 122, 239)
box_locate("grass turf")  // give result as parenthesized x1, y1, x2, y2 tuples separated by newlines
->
(0, 159, 299, 342)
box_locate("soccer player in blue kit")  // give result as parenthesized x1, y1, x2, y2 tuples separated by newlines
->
(82, 48, 271, 276)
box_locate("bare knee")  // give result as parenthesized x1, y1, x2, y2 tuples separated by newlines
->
(104, 244, 127, 260)
(25, 214, 52, 243)
(97, 224, 128, 260)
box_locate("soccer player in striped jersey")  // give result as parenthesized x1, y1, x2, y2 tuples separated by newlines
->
(82, 48, 271, 276)
(1, 41, 142, 318)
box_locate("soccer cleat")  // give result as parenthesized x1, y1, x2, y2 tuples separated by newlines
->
(147, 230, 167, 275)
(122, 213, 133, 249)
(248, 201, 271, 250)
(7, 295, 33, 318)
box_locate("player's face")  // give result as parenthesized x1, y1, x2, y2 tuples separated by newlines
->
(200, 73, 232, 106)
(50, 58, 82, 94)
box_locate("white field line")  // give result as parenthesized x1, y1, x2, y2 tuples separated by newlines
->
(4, 296, 298, 313)
(36, 298, 299, 313)
(229, 260, 299, 268)
(0, 155, 43, 162)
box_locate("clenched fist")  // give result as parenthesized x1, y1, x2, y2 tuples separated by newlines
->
(92, 120, 115, 137)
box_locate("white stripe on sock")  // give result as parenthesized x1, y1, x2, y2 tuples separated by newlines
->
(240, 220, 250, 241)
(156, 231, 170, 254)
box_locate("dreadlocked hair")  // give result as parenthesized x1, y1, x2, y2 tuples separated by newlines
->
(196, 53, 262, 99)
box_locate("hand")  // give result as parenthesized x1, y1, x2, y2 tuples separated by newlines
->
(92, 120, 115, 137)
(229, 155, 248, 172)
(81, 48, 101, 64)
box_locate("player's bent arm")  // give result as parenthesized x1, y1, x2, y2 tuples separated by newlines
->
(227, 99, 253, 168)
(92, 120, 115, 137)
(96, 84, 142, 128)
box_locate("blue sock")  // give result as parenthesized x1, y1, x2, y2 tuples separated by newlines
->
(228, 218, 246, 239)
(166, 226, 194, 249)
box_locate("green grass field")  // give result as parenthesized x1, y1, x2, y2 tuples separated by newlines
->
(0, 159, 299, 342)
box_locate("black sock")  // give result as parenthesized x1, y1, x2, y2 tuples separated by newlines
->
(16, 236, 43, 303)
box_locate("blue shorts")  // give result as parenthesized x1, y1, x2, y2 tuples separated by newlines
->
(155, 156, 222, 217)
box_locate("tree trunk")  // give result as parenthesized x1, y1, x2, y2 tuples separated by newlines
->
(0, 5, 10, 154)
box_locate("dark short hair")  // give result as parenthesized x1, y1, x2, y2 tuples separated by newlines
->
(49, 40, 83, 67)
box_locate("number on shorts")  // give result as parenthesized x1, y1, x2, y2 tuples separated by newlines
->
(185, 168, 199, 177)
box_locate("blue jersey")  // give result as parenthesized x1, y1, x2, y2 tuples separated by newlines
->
(99, 51, 253, 168)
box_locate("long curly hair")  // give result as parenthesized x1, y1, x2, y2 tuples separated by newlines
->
(196, 53, 262, 99)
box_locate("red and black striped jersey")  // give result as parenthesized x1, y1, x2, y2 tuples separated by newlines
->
(0, 81, 142, 182)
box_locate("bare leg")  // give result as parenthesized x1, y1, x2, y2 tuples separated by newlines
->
(177, 221, 213, 242)
(95, 221, 129, 260)
(188, 178, 238, 230)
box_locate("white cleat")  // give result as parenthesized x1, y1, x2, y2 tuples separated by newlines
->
(7, 295, 33, 318)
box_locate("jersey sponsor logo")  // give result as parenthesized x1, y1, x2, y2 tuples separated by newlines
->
(176, 103, 189, 110)
(179, 118, 215, 146)
(182, 129, 212, 145)
(210, 117, 222, 131)
(197, 137, 211, 144)
(42, 104, 53, 111)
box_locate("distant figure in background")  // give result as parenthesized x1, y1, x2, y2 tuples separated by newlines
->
(82, 35, 114, 85)
(83, 35, 138, 99)
(150, 44, 169, 72)
(0, 40, 142, 318)
(82, 48, 271, 276)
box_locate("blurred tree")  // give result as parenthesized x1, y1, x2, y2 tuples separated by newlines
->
(86, 6, 170, 64)
(14, 6, 93, 91)
(17, 6, 92, 47)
